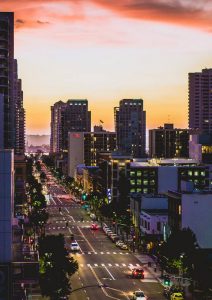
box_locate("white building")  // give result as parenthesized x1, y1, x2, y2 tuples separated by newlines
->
(0, 149, 14, 262)
(140, 209, 168, 236)
(182, 193, 212, 248)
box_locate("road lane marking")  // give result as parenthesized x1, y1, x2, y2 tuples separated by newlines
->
(108, 264, 112, 267)
(77, 226, 96, 252)
(122, 264, 126, 267)
(106, 287, 130, 300)
(94, 264, 98, 267)
(115, 263, 119, 267)
(89, 266, 120, 300)
(104, 266, 115, 280)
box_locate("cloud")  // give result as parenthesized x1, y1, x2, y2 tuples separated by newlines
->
(37, 20, 50, 25)
(2, 0, 212, 32)
(16, 19, 25, 24)
(91, 0, 212, 32)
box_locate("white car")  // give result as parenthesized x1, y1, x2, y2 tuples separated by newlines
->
(70, 242, 80, 252)
(132, 291, 147, 300)
(120, 243, 128, 250)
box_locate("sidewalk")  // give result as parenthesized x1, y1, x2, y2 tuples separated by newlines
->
(133, 252, 195, 300)
(133, 252, 163, 284)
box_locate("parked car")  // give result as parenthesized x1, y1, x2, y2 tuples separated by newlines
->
(110, 234, 119, 242)
(116, 240, 124, 247)
(119, 243, 128, 250)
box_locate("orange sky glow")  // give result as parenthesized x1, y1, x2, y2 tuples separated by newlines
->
(2, 0, 212, 134)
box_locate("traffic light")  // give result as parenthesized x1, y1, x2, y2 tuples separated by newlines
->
(82, 193, 87, 201)
(164, 275, 170, 286)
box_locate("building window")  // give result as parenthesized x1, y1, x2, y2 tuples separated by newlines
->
(130, 171, 135, 177)
(201, 171, 205, 176)
(157, 222, 161, 232)
(136, 188, 141, 192)
(194, 171, 199, 176)
(137, 179, 142, 185)
(147, 222, 150, 230)
(143, 180, 148, 185)
(130, 180, 135, 185)
(137, 171, 142, 177)
(130, 188, 135, 193)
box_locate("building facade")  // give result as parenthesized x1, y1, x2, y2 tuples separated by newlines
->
(168, 191, 212, 248)
(13, 59, 25, 154)
(0, 12, 15, 149)
(68, 131, 117, 177)
(50, 99, 91, 153)
(114, 99, 146, 158)
(0, 149, 14, 262)
(149, 123, 189, 158)
(189, 68, 212, 134)
(130, 160, 209, 195)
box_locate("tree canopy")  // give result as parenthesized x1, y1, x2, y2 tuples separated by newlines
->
(38, 234, 78, 299)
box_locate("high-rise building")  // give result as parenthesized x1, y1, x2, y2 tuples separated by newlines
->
(0, 12, 15, 149)
(114, 99, 146, 158)
(50, 99, 91, 153)
(68, 130, 116, 177)
(189, 68, 212, 134)
(149, 124, 189, 158)
(13, 59, 25, 154)
(50, 100, 66, 153)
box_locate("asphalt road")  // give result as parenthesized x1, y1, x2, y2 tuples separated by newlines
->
(43, 169, 166, 300)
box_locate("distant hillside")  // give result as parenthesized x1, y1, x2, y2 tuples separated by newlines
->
(27, 135, 50, 146)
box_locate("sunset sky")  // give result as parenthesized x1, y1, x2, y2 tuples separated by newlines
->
(2, 0, 212, 134)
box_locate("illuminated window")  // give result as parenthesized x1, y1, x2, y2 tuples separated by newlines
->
(137, 171, 142, 177)
(130, 188, 135, 193)
(130, 171, 135, 177)
(178, 205, 181, 215)
(188, 171, 192, 176)
(143, 188, 148, 193)
(201, 171, 205, 176)
(137, 179, 142, 185)
(130, 180, 135, 185)
(194, 171, 199, 176)
(136, 188, 141, 192)
(143, 180, 148, 185)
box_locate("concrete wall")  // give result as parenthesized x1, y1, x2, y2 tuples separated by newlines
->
(141, 195, 168, 210)
(182, 193, 212, 248)
(0, 150, 14, 262)
(68, 132, 84, 177)
(158, 166, 178, 193)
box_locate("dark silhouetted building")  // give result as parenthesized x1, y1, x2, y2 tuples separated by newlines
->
(0, 12, 15, 149)
(189, 68, 212, 134)
(50, 99, 91, 153)
(149, 124, 189, 158)
(114, 99, 146, 158)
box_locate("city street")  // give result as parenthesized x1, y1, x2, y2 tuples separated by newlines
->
(44, 178, 166, 300)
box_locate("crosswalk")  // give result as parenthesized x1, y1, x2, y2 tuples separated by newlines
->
(72, 251, 130, 255)
(77, 263, 158, 282)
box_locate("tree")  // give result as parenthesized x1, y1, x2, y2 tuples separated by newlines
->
(117, 169, 130, 215)
(159, 228, 198, 276)
(38, 234, 78, 299)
